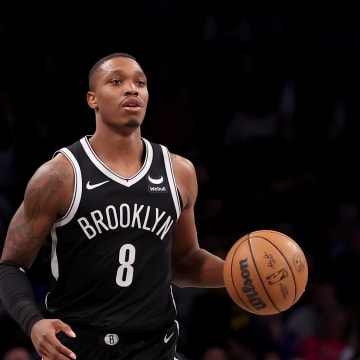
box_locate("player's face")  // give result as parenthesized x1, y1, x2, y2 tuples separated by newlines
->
(87, 57, 149, 128)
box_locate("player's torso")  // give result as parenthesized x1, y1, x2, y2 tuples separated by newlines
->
(44, 136, 182, 332)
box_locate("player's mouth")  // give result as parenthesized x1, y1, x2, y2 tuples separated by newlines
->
(122, 98, 142, 112)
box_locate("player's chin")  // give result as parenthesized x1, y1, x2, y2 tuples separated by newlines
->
(125, 118, 141, 128)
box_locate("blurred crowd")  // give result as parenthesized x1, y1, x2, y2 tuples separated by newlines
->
(1, 8, 360, 360)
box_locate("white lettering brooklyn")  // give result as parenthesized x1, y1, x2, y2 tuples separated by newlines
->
(77, 203, 174, 240)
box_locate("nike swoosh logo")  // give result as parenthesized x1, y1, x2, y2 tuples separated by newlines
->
(164, 331, 174, 344)
(86, 180, 110, 190)
(147, 175, 164, 185)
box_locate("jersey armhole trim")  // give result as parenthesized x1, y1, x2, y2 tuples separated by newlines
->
(53, 147, 82, 227)
(161, 145, 182, 219)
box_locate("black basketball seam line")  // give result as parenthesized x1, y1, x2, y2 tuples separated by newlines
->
(250, 232, 298, 308)
(230, 237, 250, 311)
(248, 233, 281, 313)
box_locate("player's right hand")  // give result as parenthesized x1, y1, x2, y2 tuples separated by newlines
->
(30, 319, 77, 359)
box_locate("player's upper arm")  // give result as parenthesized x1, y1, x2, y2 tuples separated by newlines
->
(0, 154, 74, 269)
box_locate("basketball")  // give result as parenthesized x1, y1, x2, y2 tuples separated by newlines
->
(223, 229, 308, 315)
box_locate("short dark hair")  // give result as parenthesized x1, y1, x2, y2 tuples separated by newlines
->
(88, 52, 137, 91)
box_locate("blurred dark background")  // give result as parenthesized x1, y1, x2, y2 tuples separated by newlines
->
(1, 5, 360, 360)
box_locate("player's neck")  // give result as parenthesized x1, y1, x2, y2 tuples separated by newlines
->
(88, 133, 145, 177)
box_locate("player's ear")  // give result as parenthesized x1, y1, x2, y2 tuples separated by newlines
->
(87, 91, 97, 109)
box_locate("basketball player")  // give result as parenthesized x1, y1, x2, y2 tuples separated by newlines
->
(0, 53, 225, 360)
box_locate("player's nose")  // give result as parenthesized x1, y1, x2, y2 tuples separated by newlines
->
(124, 82, 139, 95)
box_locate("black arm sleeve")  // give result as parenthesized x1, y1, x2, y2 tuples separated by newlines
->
(0, 262, 44, 337)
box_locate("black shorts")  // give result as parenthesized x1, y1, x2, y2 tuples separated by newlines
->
(55, 321, 183, 360)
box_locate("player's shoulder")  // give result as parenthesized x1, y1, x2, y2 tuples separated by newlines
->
(148, 138, 196, 175)
(169, 152, 198, 203)
(28, 152, 73, 187)
(170, 152, 196, 175)
(40, 152, 73, 172)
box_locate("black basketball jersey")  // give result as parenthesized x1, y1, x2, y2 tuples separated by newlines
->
(43, 135, 183, 333)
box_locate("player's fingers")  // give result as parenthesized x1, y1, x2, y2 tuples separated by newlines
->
(53, 340, 77, 359)
(53, 319, 77, 338)
(37, 336, 77, 360)
(51, 320, 77, 359)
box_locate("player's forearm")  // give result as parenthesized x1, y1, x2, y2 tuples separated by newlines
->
(197, 250, 225, 288)
(0, 261, 44, 336)
(172, 249, 225, 288)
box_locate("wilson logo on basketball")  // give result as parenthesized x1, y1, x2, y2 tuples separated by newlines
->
(239, 258, 266, 311)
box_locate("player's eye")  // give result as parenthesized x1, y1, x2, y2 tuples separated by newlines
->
(110, 79, 122, 85)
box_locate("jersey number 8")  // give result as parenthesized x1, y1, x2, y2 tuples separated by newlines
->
(116, 244, 135, 287)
